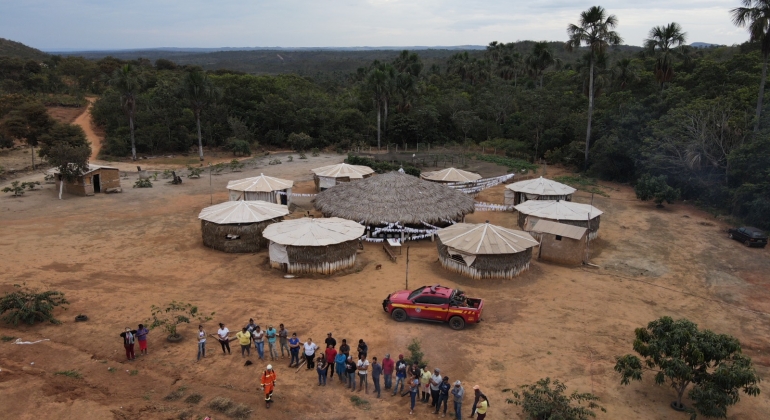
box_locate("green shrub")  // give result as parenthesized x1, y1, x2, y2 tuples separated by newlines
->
(299, 153, 307, 159)
(229, 159, 244, 172)
(311, 148, 320, 157)
(133, 179, 152, 188)
(634, 173, 680, 206)
(505, 377, 605, 420)
(187, 166, 204, 178)
(405, 339, 427, 368)
(54, 370, 82, 379)
(147, 301, 214, 339)
(268, 158, 281, 165)
(288, 132, 313, 152)
(287, 155, 294, 162)
(346, 154, 420, 176)
(0, 287, 69, 325)
(227, 139, 251, 156)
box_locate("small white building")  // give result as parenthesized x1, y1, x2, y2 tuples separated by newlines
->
(505, 177, 576, 206)
(227, 173, 294, 205)
(311, 163, 374, 191)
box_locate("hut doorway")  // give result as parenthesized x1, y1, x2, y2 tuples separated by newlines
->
(93, 174, 101, 193)
(280, 193, 288, 205)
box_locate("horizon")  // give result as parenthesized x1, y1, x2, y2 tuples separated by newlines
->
(0, 1, 749, 52)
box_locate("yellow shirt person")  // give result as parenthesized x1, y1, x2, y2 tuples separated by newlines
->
(237, 329, 251, 346)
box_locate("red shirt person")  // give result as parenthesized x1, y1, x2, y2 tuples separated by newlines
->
(325, 345, 338, 379)
(381, 353, 395, 391)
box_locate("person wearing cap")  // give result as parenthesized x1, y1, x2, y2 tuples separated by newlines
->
(419, 365, 431, 403)
(470, 385, 489, 418)
(325, 344, 338, 379)
(325, 332, 337, 348)
(451, 381, 464, 420)
(392, 354, 408, 396)
(434, 376, 451, 416)
(288, 332, 301, 367)
(382, 354, 395, 390)
(278, 324, 289, 358)
(371, 356, 382, 398)
(260, 364, 277, 409)
(252, 325, 265, 360)
(266, 325, 279, 361)
(216, 323, 231, 355)
(475, 394, 488, 420)
(430, 368, 442, 407)
(119, 327, 138, 361)
(236, 327, 252, 357)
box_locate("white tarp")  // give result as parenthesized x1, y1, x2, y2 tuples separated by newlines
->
(269, 242, 289, 264)
(504, 189, 515, 206)
(318, 176, 337, 189)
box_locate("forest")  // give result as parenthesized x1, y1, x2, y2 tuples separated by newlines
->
(0, 7, 769, 229)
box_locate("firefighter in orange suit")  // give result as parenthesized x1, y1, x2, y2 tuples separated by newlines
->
(261, 364, 277, 408)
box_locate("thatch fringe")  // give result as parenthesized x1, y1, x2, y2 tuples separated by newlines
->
(436, 239, 532, 279)
(270, 240, 359, 275)
(515, 193, 573, 205)
(517, 213, 600, 240)
(201, 219, 281, 253)
(314, 171, 475, 225)
(272, 255, 357, 275)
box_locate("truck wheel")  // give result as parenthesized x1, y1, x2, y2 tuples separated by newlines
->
(744, 240, 751, 247)
(391, 308, 408, 322)
(449, 316, 465, 330)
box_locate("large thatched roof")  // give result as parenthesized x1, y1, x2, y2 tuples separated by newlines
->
(514, 200, 603, 221)
(313, 171, 475, 225)
(227, 173, 293, 192)
(198, 200, 289, 224)
(506, 176, 576, 195)
(421, 167, 481, 183)
(312, 163, 374, 179)
(437, 222, 538, 254)
(262, 217, 364, 246)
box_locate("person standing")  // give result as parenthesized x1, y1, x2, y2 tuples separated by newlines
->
(419, 365, 431, 403)
(339, 339, 350, 357)
(335, 351, 348, 384)
(434, 376, 451, 416)
(371, 356, 382, 398)
(357, 339, 368, 359)
(196, 325, 206, 361)
(120, 327, 138, 361)
(252, 325, 265, 360)
(216, 323, 231, 355)
(325, 332, 337, 348)
(278, 324, 289, 358)
(288, 332, 301, 367)
(409, 373, 420, 415)
(316, 355, 329, 386)
(430, 368, 442, 408)
(357, 354, 370, 393)
(410, 362, 422, 386)
(236, 327, 252, 357)
(325, 344, 338, 379)
(345, 356, 357, 391)
(475, 395, 488, 420)
(245, 318, 257, 333)
(260, 364, 277, 409)
(451, 381, 464, 420)
(136, 324, 149, 356)
(266, 325, 279, 361)
(303, 337, 318, 369)
(470, 385, 489, 418)
(392, 354, 408, 396)
(382, 353, 394, 391)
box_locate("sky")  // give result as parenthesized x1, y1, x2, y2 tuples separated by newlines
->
(0, 0, 752, 51)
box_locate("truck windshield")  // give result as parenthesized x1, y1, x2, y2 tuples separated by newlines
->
(408, 287, 426, 300)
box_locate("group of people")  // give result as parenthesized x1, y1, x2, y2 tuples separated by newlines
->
(119, 321, 490, 417)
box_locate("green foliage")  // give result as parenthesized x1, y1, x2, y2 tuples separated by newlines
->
(229, 159, 244, 172)
(311, 148, 320, 157)
(505, 377, 605, 420)
(129, 369, 139, 376)
(0, 287, 68, 326)
(2, 181, 26, 196)
(614, 316, 761, 418)
(211, 163, 225, 174)
(474, 153, 538, 173)
(405, 338, 428, 368)
(299, 153, 307, 159)
(346, 154, 420, 176)
(350, 395, 371, 410)
(552, 175, 609, 197)
(268, 158, 282, 165)
(54, 370, 82, 379)
(288, 132, 314, 152)
(227, 139, 251, 156)
(147, 301, 214, 338)
(187, 165, 203, 178)
(0, 335, 15, 342)
(287, 155, 294, 162)
(634, 173, 681, 206)
(133, 178, 152, 188)
(161, 169, 173, 179)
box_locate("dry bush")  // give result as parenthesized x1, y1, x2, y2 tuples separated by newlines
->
(226, 403, 252, 419)
(208, 396, 234, 412)
(184, 393, 203, 404)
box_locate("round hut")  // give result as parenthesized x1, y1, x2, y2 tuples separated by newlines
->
(311, 163, 374, 191)
(436, 222, 539, 279)
(504, 177, 576, 206)
(313, 171, 476, 241)
(199, 200, 290, 253)
(227, 173, 294, 205)
(514, 200, 603, 240)
(420, 167, 482, 184)
(262, 217, 365, 274)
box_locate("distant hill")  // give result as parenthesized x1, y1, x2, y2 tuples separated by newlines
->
(691, 42, 722, 49)
(0, 38, 48, 60)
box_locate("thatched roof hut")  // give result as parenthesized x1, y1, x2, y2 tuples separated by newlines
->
(505, 177, 576, 206)
(311, 163, 374, 191)
(199, 200, 290, 253)
(436, 222, 539, 279)
(313, 171, 475, 240)
(227, 173, 294, 205)
(421, 167, 482, 184)
(262, 217, 365, 274)
(515, 200, 603, 240)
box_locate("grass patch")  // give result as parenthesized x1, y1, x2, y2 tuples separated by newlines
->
(164, 387, 186, 401)
(107, 367, 116, 373)
(184, 393, 203, 404)
(54, 370, 82, 379)
(208, 396, 235, 412)
(553, 175, 610, 197)
(142, 391, 152, 401)
(226, 403, 252, 419)
(350, 395, 370, 410)
(474, 154, 538, 173)
(1, 335, 15, 342)
(129, 369, 139, 376)
(177, 409, 193, 420)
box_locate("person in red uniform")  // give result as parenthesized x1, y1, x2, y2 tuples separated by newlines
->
(261, 364, 277, 408)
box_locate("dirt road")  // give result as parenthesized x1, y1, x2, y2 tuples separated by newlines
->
(0, 158, 768, 420)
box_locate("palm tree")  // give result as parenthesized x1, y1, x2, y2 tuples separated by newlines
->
(526, 42, 560, 88)
(109, 64, 142, 160)
(644, 23, 687, 90)
(612, 58, 640, 89)
(183, 70, 217, 161)
(366, 69, 388, 149)
(732, 0, 770, 131)
(566, 6, 623, 170)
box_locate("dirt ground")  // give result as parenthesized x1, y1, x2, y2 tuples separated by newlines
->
(0, 113, 769, 420)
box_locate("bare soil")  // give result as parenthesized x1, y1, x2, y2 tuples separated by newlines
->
(0, 111, 768, 419)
